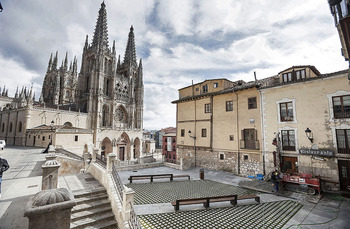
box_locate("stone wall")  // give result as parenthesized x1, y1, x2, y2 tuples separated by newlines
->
(179, 146, 263, 176)
(56, 156, 84, 176)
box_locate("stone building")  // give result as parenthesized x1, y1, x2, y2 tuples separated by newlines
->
(0, 2, 144, 161)
(173, 65, 350, 193)
(260, 66, 350, 194)
(172, 78, 264, 176)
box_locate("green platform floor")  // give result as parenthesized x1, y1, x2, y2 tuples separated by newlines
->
(139, 200, 302, 229)
(126, 179, 258, 205)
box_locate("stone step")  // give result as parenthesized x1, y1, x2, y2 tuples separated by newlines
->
(70, 212, 116, 229)
(82, 220, 118, 229)
(74, 193, 109, 205)
(72, 199, 111, 214)
(71, 206, 113, 222)
(73, 187, 107, 198)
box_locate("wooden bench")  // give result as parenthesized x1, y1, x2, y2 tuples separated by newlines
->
(237, 194, 260, 204)
(128, 174, 191, 183)
(171, 195, 238, 211)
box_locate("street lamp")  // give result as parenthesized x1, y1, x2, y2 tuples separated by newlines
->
(50, 120, 54, 144)
(305, 128, 313, 143)
(188, 130, 197, 167)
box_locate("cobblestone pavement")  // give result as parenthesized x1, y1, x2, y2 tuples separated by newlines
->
(139, 200, 302, 229)
(126, 180, 257, 205)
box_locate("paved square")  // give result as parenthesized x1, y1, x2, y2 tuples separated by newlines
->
(126, 180, 257, 205)
(139, 200, 302, 228)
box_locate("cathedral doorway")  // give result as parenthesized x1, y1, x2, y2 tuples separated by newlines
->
(117, 132, 131, 161)
(119, 147, 125, 161)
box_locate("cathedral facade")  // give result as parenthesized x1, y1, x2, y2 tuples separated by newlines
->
(0, 2, 144, 161)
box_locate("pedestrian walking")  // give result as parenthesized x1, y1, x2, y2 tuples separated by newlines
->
(0, 156, 10, 198)
(271, 170, 280, 194)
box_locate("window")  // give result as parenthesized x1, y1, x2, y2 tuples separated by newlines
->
(203, 85, 208, 93)
(244, 155, 249, 160)
(336, 129, 350, 154)
(181, 129, 185, 137)
(219, 154, 224, 160)
(43, 136, 45, 141)
(333, 95, 350, 119)
(202, 129, 207, 137)
(165, 138, 167, 142)
(213, 83, 218, 88)
(172, 138, 176, 143)
(242, 129, 258, 149)
(281, 130, 295, 151)
(196, 87, 199, 91)
(165, 146, 167, 151)
(49, 135, 51, 139)
(205, 103, 211, 113)
(282, 72, 292, 83)
(173, 146, 176, 151)
(295, 69, 306, 80)
(75, 135, 78, 141)
(248, 97, 257, 109)
(226, 101, 233, 111)
(65, 91, 69, 98)
(229, 135, 234, 141)
(280, 102, 294, 121)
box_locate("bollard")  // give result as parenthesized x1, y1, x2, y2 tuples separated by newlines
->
(200, 169, 204, 180)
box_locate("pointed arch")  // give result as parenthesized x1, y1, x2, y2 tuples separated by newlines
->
(101, 137, 112, 161)
(134, 137, 141, 159)
(117, 132, 131, 161)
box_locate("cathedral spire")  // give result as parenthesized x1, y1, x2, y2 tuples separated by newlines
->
(15, 86, 19, 98)
(123, 25, 137, 67)
(52, 51, 58, 70)
(73, 56, 78, 74)
(112, 40, 115, 53)
(47, 53, 53, 73)
(84, 35, 89, 50)
(138, 58, 143, 87)
(64, 52, 68, 71)
(92, 2, 109, 51)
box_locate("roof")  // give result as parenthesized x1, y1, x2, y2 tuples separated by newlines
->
(278, 65, 321, 76)
(164, 132, 176, 137)
(27, 124, 91, 132)
(178, 78, 233, 91)
(172, 80, 260, 104)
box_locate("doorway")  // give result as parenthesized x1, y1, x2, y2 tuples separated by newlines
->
(281, 156, 298, 173)
(119, 147, 125, 161)
(338, 160, 350, 195)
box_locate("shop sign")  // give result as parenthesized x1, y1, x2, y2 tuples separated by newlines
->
(299, 149, 334, 157)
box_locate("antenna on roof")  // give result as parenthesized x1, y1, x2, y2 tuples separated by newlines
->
(254, 71, 257, 82)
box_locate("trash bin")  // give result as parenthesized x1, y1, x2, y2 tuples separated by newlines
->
(199, 169, 204, 180)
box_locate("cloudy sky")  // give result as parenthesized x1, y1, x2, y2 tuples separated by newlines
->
(0, 0, 348, 130)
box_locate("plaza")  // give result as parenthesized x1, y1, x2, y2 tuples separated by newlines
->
(0, 146, 349, 228)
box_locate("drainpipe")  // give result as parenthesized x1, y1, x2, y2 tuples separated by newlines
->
(259, 88, 266, 176)
(234, 92, 240, 174)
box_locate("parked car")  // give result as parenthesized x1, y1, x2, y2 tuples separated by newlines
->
(0, 140, 6, 150)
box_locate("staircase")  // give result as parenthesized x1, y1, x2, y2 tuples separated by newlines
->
(70, 187, 119, 229)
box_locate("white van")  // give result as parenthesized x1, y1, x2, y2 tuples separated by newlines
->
(0, 140, 6, 150)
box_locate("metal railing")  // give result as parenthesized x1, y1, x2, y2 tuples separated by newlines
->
(128, 209, 142, 229)
(96, 154, 106, 168)
(112, 163, 125, 199)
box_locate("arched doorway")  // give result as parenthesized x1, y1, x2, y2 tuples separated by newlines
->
(117, 132, 130, 161)
(101, 137, 112, 161)
(134, 137, 140, 159)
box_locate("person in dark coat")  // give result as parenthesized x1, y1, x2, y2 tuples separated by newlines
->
(0, 157, 10, 198)
(271, 170, 280, 194)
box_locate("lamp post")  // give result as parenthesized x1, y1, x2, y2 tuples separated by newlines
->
(305, 128, 313, 143)
(188, 130, 197, 167)
(50, 120, 54, 145)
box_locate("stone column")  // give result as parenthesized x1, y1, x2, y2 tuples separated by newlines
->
(122, 187, 135, 221)
(24, 188, 76, 229)
(106, 153, 116, 173)
(92, 148, 98, 163)
(42, 145, 60, 190)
